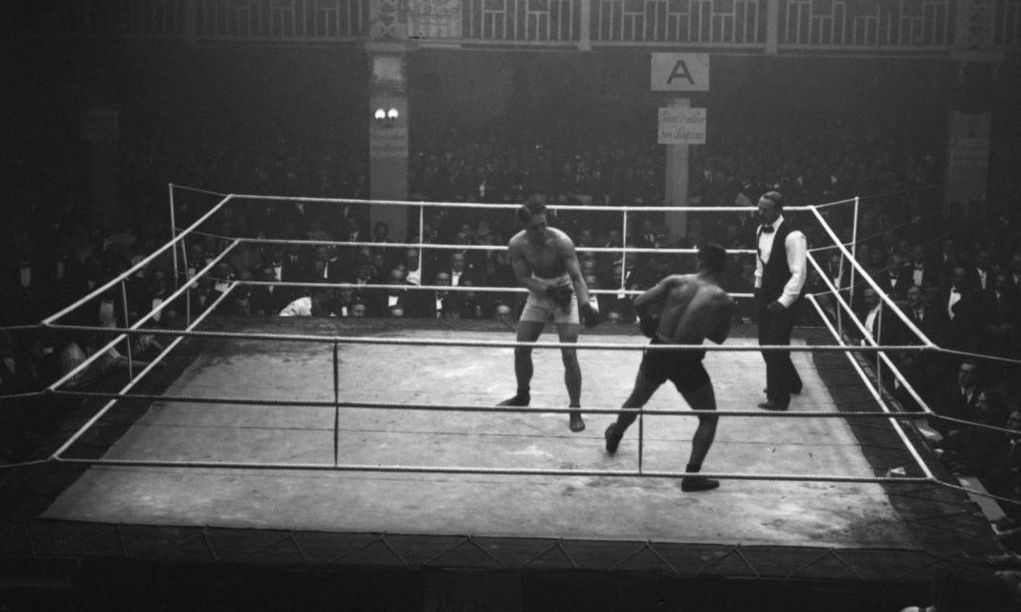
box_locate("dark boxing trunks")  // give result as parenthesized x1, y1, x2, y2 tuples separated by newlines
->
(640, 336, 710, 395)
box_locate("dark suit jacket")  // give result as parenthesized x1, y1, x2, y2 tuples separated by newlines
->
(972, 288, 1021, 357)
(904, 263, 934, 290)
(855, 304, 899, 346)
(876, 268, 913, 300)
(931, 383, 981, 437)
(898, 303, 948, 346)
(251, 285, 289, 317)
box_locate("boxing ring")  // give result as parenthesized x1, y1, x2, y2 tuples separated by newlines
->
(1, 186, 1017, 608)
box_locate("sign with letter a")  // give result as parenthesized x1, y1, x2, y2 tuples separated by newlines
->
(650, 53, 710, 91)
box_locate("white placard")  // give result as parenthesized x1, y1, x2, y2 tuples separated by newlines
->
(658, 107, 706, 145)
(651, 53, 710, 91)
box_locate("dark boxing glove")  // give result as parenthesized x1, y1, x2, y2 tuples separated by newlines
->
(580, 298, 601, 328)
(639, 313, 659, 338)
(545, 283, 574, 309)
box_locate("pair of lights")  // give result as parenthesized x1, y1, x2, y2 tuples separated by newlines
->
(373, 107, 400, 121)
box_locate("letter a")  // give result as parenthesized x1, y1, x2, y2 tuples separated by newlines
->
(667, 61, 695, 85)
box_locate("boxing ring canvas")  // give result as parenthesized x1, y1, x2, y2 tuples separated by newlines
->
(44, 319, 914, 548)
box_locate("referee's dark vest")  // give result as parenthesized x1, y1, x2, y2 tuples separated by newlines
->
(757, 221, 804, 303)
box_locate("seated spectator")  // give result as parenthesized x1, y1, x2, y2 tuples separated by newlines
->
(433, 271, 459, 319)
(854, 287, 897, 347)
(278, 291, 335, 317)
(976, 270, 1020, 360)
(876, 253, 911, 301)
(987, 409, 1021, 535)
(58, 326, 161, 389)
(384, 267, 429, 318)
(940, 387, 1010, 478)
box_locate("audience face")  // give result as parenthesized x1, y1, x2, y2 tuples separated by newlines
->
(977, 250, 991, 270)
(351, 303, 366, 317)
(435, 272, 451, 286)
(864, 288, 880, 310)
(951, 266, 967, 289)
(958, 361, 980, 390)
(405, 247, 419, 264)
(906, 286, 922, 308)
(995, 272, 1012, 292)
(451, 253, 465, 272)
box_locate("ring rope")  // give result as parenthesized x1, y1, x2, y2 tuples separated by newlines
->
(39, 323, 935, 353)
(231, 278, 753, 299)
(48, 455, 933, 485)
(46, 389, 939, 419)
(226, 235, 758, 256)
(229, 192, 833, 213)
(168, 182, 227, 197)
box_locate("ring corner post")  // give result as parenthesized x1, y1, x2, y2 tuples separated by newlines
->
(333, 341, 340, 467)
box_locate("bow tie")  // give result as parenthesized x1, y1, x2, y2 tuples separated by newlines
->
(760, 225, 775, 234)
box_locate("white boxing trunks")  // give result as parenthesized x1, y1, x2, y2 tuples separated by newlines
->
(519, 273, 579, 324)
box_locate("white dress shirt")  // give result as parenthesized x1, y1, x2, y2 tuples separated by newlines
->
(912, 265, 924, 287)
(947, 288, 962, 319)
(753, 216, 808, 308)
(279, 296, 313, 317)
(406, 267, 421, 285)
(863, 305, 882, 345)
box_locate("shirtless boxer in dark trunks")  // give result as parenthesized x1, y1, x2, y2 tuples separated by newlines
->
(604, 243, 734, 492)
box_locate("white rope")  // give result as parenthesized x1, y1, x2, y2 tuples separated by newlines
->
(230, 192, 822, 213)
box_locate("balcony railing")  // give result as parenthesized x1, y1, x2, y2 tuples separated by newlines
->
(780, 0, 953, 50)
(8, 0, 369, 42)
(7, 0, 1021, 53)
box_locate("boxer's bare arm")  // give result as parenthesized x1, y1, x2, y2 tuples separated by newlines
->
(705, 291, 735, 345)
(633, 275, 681, 313)
(559, 235, 590, 305)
